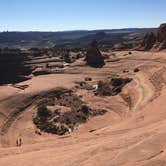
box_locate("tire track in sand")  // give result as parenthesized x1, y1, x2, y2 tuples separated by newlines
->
(133, 72, 155, 111)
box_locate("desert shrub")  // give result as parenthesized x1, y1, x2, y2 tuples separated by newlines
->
(97, 80, 112, 96)
(37, 105, 52, 119)
(75, 53, 80, 59)
(97, 78, 132, 96)
(46, 98, 55, 106)
(63, 51, 72, 63)
(54, 109, 61, 115)
(44, 122, 69, 135)
(111, 78, 124, 86)
(111, 77, 132, 86)
(46, 63, 49, 68)
(92, 109, 107, 116)
(80, 105, 90, 115)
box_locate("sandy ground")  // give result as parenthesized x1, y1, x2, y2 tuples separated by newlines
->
(0, 51, 166, 166)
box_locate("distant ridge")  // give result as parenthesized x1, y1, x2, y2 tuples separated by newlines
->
(0, 28, 157, 48)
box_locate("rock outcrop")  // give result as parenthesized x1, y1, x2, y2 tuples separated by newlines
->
(139, 23, 166, 51)
(153, 23, 166, 50)
(85, 40, 105, 67)
(140, 32, 156, 50)
(0, 48, 32, 85)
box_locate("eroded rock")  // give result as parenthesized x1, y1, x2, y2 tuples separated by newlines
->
(140, 32, 156, 50)
(153, 23, 166, 50)
(85, 40, 105, 68)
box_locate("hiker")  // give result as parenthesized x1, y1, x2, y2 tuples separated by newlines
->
(16, 139, 19, 147)
(19, 138, 22, 146)
(16, 137, 22, 147)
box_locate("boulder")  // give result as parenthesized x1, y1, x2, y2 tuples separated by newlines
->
(85, 40, 105, 67)
(96, 77, 132, 96)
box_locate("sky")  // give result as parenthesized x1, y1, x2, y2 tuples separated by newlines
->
(0, 0, 166, 31)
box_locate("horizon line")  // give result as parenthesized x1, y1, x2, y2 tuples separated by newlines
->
(0, 26, 158, 33)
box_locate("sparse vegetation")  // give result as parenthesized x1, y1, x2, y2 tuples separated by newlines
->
(37, 105, 52, 119)
(33, 90, 107, 135)
(134, 68, 140, 72)
(97, 80, 112, 96)
(85, 77, 92, 81)
(96, 77, 132, 96)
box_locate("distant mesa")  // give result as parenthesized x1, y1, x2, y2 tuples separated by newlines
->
(85, 40, 105, 68)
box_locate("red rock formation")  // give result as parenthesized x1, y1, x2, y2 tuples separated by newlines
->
(85, 40, 105, 68)
(153, 23, 166, 50)
(140, 32, 156, 50)
(139, 23, 166, 51)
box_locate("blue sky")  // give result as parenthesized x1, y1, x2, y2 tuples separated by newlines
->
(0, 0, 165, 31)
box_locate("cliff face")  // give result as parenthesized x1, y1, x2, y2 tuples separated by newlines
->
(153, 23, 166, 50)
(140, 32, 156, 50)
(139, 23, 166, 51)
(0, 49, 32, 85)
